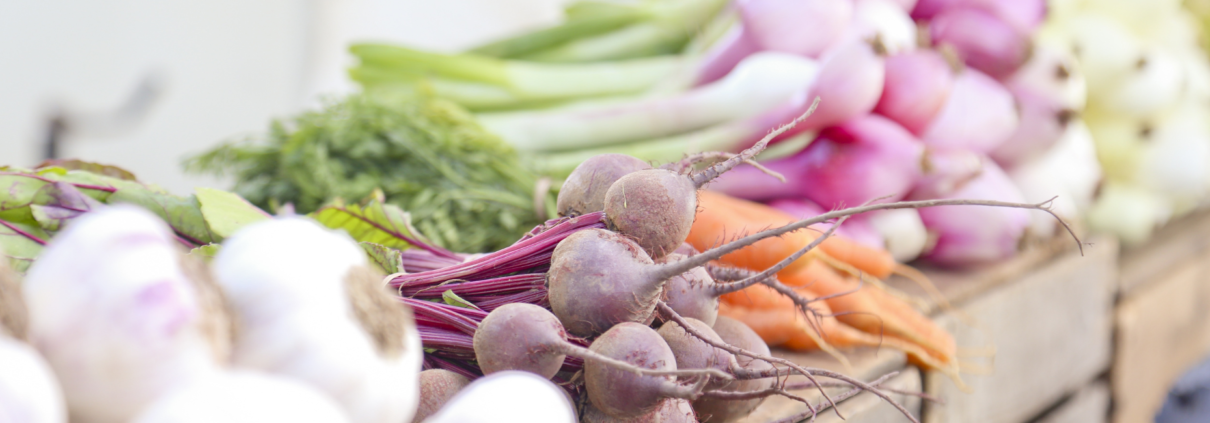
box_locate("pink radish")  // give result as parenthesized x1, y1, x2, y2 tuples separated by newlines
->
(738, 0, 854, 58)
(928, 6, 1031, 79)
(875, 49, 959, 135)
(919, 67, 1019, 153)
(799, 39, 887, 131)
(910, 158, 1030, 266)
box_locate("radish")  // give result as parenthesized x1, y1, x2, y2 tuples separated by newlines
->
(710, 115, 984, 209)
(798, 38, 888, 131)
(867, 209, 931, 262)
(557, 154, 653, 217)
(413, 370, 470, 423)
(919, 67, 1019, 153)
(472, 303, 728, 382)
(423, 371, 576, 423)
(990, 44, 1087, 168)
(212, 217, 422, 423)
(768, 198, 886, 250)
(22, 205, 227, 423)
(691, 316, 775, 423)
(826, 0, 918, 57)
(875, 49, 959, 135)
(476, 52, 820, 152)
(738, 0, 853, 59)
(694, 24, 763, 86)
(130, 372, 350, 423)
(911, 158, 1031, 266)
(658, 318, 739, 391)
(988, 87, 1077, 168)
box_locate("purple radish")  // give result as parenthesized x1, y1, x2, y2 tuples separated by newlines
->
(413, 370, 471, 423)
(910, 0, 960, 20)
(1003, 44, 1086, 112)
(768, 198, 886, 249)
(799, 39, 887, 131)
(712, 115, 979, 209)
(919, 67, 1019, 153)
(581, 398, 697, 423)
(988, 88, 1077, 168)
(657, 318, 739, 391)
(910, 158, 1030, 266)
(695, 26, 761, 86)
(584, 322, 703, 419)
(965, 0, 1045, 33)
(739, 0, 853, 59)
(927, 6, 1031, 79)
(875, 49, 959, 135)
(885, 0, 918, 10)
(557, 154, 653, 217)
(691, 316, 775, 423)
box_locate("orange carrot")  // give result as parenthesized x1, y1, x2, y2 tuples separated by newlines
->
(689, 191, 897, 279)
(785, 261, 956, 366)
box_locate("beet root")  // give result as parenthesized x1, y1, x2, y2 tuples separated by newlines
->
(548, 229, 662, 338)
(692, 316, 775, 422)
(413, 369, 471, 423)
(604, 169, 699, 260)
(657, 317, 738, 391)
(473, 303, 572, 378)
(557, 154, 653, 217)
(657, 254, 720, 327)
(585, 322, 698, 419)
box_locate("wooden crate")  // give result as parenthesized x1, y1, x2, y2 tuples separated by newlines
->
(1112, 210, 1210, 423)
(743, 235, 1115, 423)
(1034, 380, 1110, 423)
(906, 237, 1117, 423)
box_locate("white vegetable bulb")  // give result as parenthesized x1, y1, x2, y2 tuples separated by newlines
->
(1008, 120, 1103, 237)
(1005, 42, 1086, 110)
(423, 371, 577, 423)
(1059, 13, 1145, 92)
(1087, 182, 1172, 246)
(1133, 103, 1210, 200)
(0, 336, 66, 423)
(1084, 112, 1146, 183)
(1082, 0, 1184, 35)
(131, 371, 350, 423)
(213, 217, 422, 423)
(1092, 47, 1187, 119)
(867, 209, 928, 263)
(22, 205, 225, 423)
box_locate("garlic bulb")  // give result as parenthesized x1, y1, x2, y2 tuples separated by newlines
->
(22, 205, 227, 423)
(213, 217, 422, 423)
(131, 371, 351, 423)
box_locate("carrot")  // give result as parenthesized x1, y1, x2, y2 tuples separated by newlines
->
(689, 191, 897, 279)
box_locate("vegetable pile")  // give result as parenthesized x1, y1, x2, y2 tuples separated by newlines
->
(352, 0, 1210, 261)
(0, 114, 1079, 422)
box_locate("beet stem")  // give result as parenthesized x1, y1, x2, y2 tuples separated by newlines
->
(658, 197, 1082, 281)
(708, 216, 844, 296)
(771, 371, 921, 423)
(662, 151, 786, 183)
(689, 96, 820, 188)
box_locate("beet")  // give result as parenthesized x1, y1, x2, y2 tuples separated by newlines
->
(413, 369, 470, 423)
(581, 398, 697, 422)
(557, 154, 653, 217)
(472, 303, 570, 378)
(692, 316, 775, 422)
(585, 322, 699, 419)
(657, 318, 738, 391)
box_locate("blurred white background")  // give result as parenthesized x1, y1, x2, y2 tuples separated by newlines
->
(0, 0, 569, 194)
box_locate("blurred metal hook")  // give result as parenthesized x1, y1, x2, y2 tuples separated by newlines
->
(42, 71, 166, 160)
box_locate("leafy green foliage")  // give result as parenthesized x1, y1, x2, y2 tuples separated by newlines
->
(186, 92, 554, 253)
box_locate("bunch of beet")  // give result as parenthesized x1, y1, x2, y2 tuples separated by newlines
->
(392, 106, 1076, 422)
